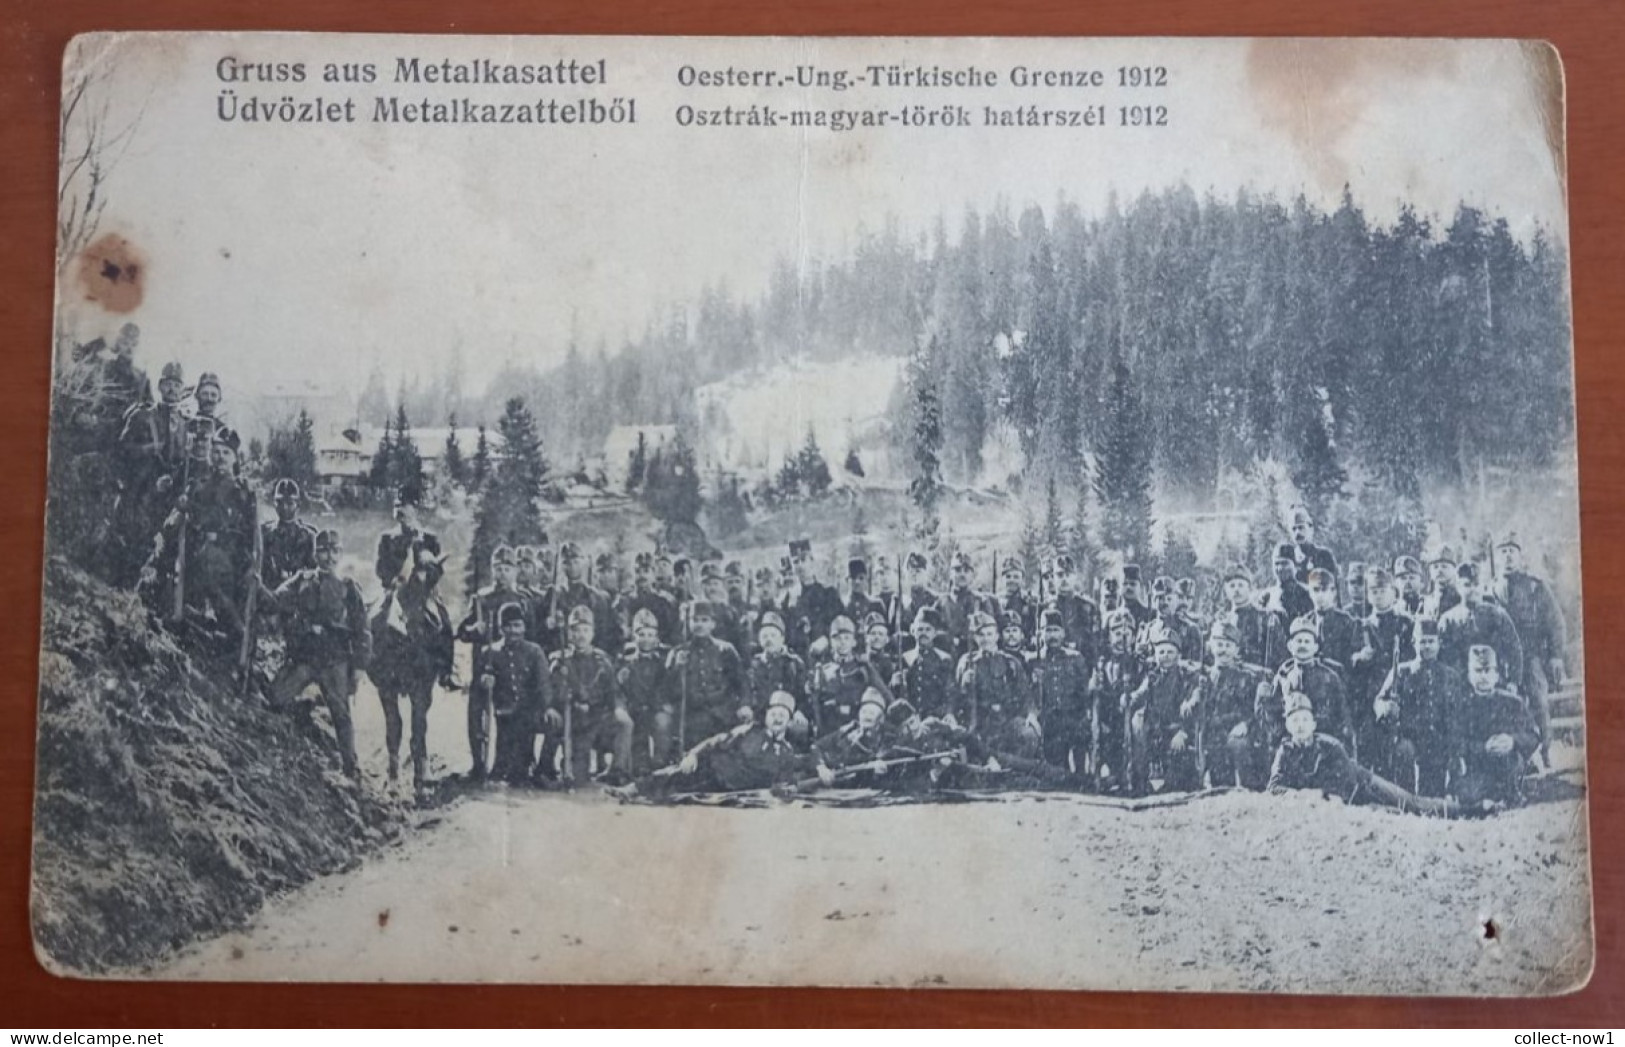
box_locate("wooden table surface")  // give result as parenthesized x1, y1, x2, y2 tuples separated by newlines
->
(2, 0, 1621, 1027)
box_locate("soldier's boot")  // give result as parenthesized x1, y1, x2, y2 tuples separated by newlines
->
(386, 753, 400, 784)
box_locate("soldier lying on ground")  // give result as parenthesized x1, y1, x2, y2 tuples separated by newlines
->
(1268, 691, 1452, 816)
(614, 690, 816, 799)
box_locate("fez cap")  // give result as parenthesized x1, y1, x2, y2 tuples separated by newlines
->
(1273, 543, 1296, 562)
(849, 558, 869, 579)
(789, 538, 812, 559)
(688, 599, 716, 621)
(1414, 617, 1441, 639)
(912, 606, 945, 631)
(1121, 564, 1141, 583)
(498, 602, 526, 627)
(1039, 607, 1065, 630)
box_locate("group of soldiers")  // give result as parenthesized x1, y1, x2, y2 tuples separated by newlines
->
(87, 355, 1570, 816)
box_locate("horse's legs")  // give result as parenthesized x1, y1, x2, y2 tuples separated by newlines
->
(409, 679, 433, 787)
(378, 684, 403, 781)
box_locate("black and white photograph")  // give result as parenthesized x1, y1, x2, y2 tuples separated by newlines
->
(34, 33, 1590, 993)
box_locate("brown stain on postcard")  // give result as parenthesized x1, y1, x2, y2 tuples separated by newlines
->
(75, 233, 146, 314)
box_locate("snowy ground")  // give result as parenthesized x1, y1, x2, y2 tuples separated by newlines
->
(149, 674, 1593, 995)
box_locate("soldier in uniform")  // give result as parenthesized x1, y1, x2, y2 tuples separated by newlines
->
(863, 611, 898, 683)
(1125, 621, 1203, 794)
(261, 478, 318, 592)
(1345, 561, 1370, 621)
(843, 557, 886, 626)
(699, 561, 748, 656)
(595, 552, 624, 606)
(146, 430, 257, 647)
(1452, 644, 1538, 812)
(652, 552, 678, 598)
(872, 555, 900, 631)
(1423, 547, 1463, 620)
(475, 602, 552, 784)
(1393, 555, 1427, 617)
(376, 486, 443, 592)
(1438, 562, 1523, 692)
(1268, 692, 1450, 815)
(113, 360, 190, 585)
(1303, 568, 1361, 671)
(1175, 578, 1205, 642)
(807, 615, 893, 734)
(955, 611, 1039, 758)
(997, 560, 1037, 639)
(186, 371, 230, 450)
(667, 600, 749, 753)
(1120, 564, 1153, 626)
(1495, 535, 1568, 768)
(790, 539, 844, 658)
(1218, 564, 1287, 671)
(1194, 620, 1273, 789)
(1262, 544, 1314, 624)
(1030, 607, 1092, 772)
(1086, 608, 1144, 790)
(895, 551, 941, 652)
(370, 535, 454, 795)
(1348, 566, 1415, 759)
(262, 529, 372, 780)
(631, 691, 816, 797)
(939, 551, 998, 656)
(617, 607, 673, 774)
(557, 541, 622, 655)
(813, 689, 898, 788)
(722, 560, 750, 618)
(548, 604, 631, 784)
(1049, 554, 1101, 666)
(1285, 505, 1339, 595)
(1141, 576, 1203, 664)
(747, 611, 809, 731)
(999, 611, 1030, 661)
(893, 606, 958, 721)
(1373, 617, 1464, 796)
(1266, 617, 1352, 753)
(515, 546, 542, 596)
(618, 551, 680, 648)
(457, 545, 535, 779)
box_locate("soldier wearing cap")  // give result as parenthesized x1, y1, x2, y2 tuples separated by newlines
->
(1285, 505, 1339, 594)
(1303, 568, 1360, 671)
(1193, 619, 1273, 789)
(1372, 617, 1463, 796)
(1266, 693, 1446, 814)
(595, 552, 624, 604)
(1452, 644, 1538, 810)
(1139, 576, 1203, 665)
(843, 557, 886, 627)
(1495, 534, 1567, 768)
(1120, 564, 1153, 627)
(1345, 561, 1370, 621)
(862, 611, 898, 683)
(1030, 606, 1091, 771)
(457, 545, 536, 778)
(640, 691, 816, 796)
(514, 546, 541, 596)
(789, 539, 844, 658)
(617, 551, 679, 648)
(186, 371, 230, 449)
(747, 610, 808, 731)
(1050, 554, 1102, 665)
(1217, 564, 1287, 671)
(545, 604, 631, 784)
(699, 561, 749, 656)
(667, 599, 749, 753)
(261, 478, 318, 592)
(895, 606, 958, 721)
(939, 551, 998, 656)
(813, 688, 897, 785)
(1438, 562, 1523, 693)
(556, 541, 622, 655)
(1262, 544, 1315, 624)
(997, 559, 1036, 640)
(999, 611, 1031, 663)
(895, 551, 941, 652)
(1393, 556, 1427, 617)
(376, 484, 443, 593)
(652, 552, 677, 598)
(1174, 577, 1204, 635)
(1086, 607, 1145, 790)
(1265, 616, 1351, 752)
(370, 509, 455, 795)
(807, 614, 893, 735)
(955, 610, 1038, 758)
(473, 601, 553, 784)
(113, 360, 191, 585)
(617, 606, 674, 772)
(1348, 566, 1416, 757)
(1422, 547, 1463, 620)
(872, 554, 900, 631)
(1125, 619, 1204, 794)
(261, 529, 372, 780)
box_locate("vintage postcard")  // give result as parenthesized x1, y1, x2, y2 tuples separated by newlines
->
(35, 33, 1589, 993)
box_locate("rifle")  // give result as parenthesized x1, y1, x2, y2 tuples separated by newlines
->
(169, 428, 194, 623)
(677, 600, 691, 753)
(893, 549, 905, 685)
(1090, 684, 1103, 791)
(794, 747, 966, 791)
(1192, 677, 1207, 787)
(562, 661, 575, 785)
(238, 492, 263, 696)
(548, 543, 563, 651)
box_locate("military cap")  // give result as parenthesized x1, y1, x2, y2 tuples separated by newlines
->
(272, 478, 301, 500)
(912, 606, 945, 631)
(559, 541, 583, 560)
(951, 551, 974, 571)
(998, 611, 1025, 633)
(196, 371, 222, 395)
(631, 608, 660, 632)
(859, 687, 888, 713)
(829, 615, 857, 637)
(1283, 691, 1315, 718)
(789, 538, 813, 559)
(700, 561, 723, 582)
(1002, 560, 1025, 578)
(1143, 619, 1180, 649)
(753, 566, 776, 585)
(1121, 564, 1141, 583)
(654, 551, 673, 566)
(968, 611, 998, 632)
(160, 361, 184, 383)
(1176, 578, 1197, 600)
(1306, 568, 1336, 589)
(1039, 607, 1065, 631)
(1288, 504, 1313, 526)
(1426, 545, 1457, 566)
(1209, 620, 1242, 645)
(1468, 644, 1498, 670)
(1413, 617, 1441, 639)
(906, 551, 929, 571)
(498, 602, 527, 627)
(1053, 554, 1075, 573)
(1288, 615, 1320, 641)
(633, 551, 654, 570)
(1151, 575, 1175, 596)
(315, 528, 342, 552)
(1104, 607, 1136, 632)
(214, 427, 242, 453)
(491, 544, 516, 567)
(567, 605, 595, 628)
(767, 690, 797, 714)
(1224, 563, 1252, 584)
(595, 552, 616, 571)
(885, 697, 917, 725)
(1273, 543, 1296, 562)
(515, 546, 537, 565)
(1100, 577, 1121, 597)
(1495, 533, 1522, 552)
(848, 557, 869, 580)
(1457, 562, 1481, 584)
(1393, 555, 1423, 577)
(724, 560, 745, 580)
(688, 599, 716, 621)
(758, 610, 786, 635)
(673, 557, 691, 575)
(862, 612, 889, 633)
(1364, 565, 1393, 588)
